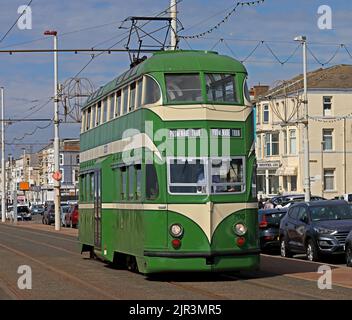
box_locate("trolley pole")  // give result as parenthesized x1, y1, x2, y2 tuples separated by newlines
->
(1, 87, 5, 223)
(44, 30, 61, 230)
(170, 0, 178, 50)
(295, 35, 311, 202)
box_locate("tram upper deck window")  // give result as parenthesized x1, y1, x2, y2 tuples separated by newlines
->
(166, 74, 202, 103)
(205, 74, 237, 103)
(96, 102, 101, 126)
(115, 91, 121, 117)
(102, 98, 108, 123)
(211, 158, 245, 193)
(85, 108, 91, 131)
(168, 158, 206, 194)
(129, 83, 136, 111)
(122, 87, 128, 114)
(143, 75, 161, 105)
(136, 79, 143, 109)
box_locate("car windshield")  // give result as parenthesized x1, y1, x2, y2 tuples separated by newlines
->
(17, 206, 29, 213)
(310, 204, 352, 221)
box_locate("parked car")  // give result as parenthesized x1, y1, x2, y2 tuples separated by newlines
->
(259, 208, 287, 251)
(16, 205, 32, 221)
(31, 204, 44, 215)
(279, 200, 352, 261)
(64, 204, 79, 228)
(346, 230, 352, 267)
(61, 205, 72, 227)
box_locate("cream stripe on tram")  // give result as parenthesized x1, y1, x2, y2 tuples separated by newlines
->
(79, 202, 258, 242)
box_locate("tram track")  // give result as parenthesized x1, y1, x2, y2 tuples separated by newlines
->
(0, 223, 77, 243)
(219, 273, 327, 300)
(0, 241, 120, 300)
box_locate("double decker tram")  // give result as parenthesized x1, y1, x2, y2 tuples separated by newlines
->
(79, 50, 259, 273)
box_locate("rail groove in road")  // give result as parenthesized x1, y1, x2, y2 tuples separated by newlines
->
(0, 242, 119, 300)
(0, 222, 351, 300)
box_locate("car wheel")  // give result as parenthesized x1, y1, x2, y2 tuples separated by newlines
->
(347, 245, 352, 267)
(280, 237, 293, 258)
(306, 239, 320, 262)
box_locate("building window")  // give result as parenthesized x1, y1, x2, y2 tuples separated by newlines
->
(324, 169, 335, 191)
(265, 132, 279, 156)
(59, 154, 64, 165)
(323, 96, 332, 116)
(268, 170, 279, 194)
(283, 130, 287, 155)
(323, 129, 333, 151)
(76, 155, 80, 164)
(257, 135, 262, 159)
(291, 176, 297, 191)
(256, 105, 261, 124)
(60, 169, 64, 182)
(289, 129, 296, 154)
(263, 105, 269, 123)
(283, 176, 288, 191)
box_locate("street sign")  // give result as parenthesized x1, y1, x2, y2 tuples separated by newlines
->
(52, 171, 62, 181)
(19, 181, 30, 191)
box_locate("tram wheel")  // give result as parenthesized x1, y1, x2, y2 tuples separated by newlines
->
(126, 255, 139, 273)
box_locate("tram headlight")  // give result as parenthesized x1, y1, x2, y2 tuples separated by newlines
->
(170, 224, 183, 238)
(234, 223, 247, 236)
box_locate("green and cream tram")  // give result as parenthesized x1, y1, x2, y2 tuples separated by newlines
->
(79, 50, 259, 273)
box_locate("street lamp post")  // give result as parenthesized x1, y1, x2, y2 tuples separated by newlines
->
(1, 87, 5, 223)
(44, 30, 61, 230)
(294, 35, 311, 202)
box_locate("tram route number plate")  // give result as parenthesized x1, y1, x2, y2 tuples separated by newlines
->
(211, 128, 241, 137)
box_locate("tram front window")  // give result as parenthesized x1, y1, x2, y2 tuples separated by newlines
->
(211, 158, 244, 193)
(169, 158, 206, 194)
(205, 74, 237, 103)
(166, 74, 202, 103)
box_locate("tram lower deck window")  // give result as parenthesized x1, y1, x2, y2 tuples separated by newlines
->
(211, 158, 245, 193)
(168, 158, 207, 194)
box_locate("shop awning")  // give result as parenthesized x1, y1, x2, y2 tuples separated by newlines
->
(276, 166, 297, 176)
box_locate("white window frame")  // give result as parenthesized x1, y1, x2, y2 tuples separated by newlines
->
(167, 157, 208, 195)
(323, 96, 332, 117)
(263, 104, 269, 123)
(323, 128, 333, 151)
(324, 168, 335, 191)
(210, 157, 246, 195)
(265, 132, 279, 157)
(289, 129, 297, 155)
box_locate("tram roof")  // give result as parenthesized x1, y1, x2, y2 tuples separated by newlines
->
(84, 50, 247, 108)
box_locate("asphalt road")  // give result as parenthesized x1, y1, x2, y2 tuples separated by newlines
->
(0, 220, 351, 300)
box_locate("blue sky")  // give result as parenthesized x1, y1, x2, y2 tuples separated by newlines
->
(0, 0, 352, 156)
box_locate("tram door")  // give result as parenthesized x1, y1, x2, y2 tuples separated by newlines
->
(93, 170, 102, 249)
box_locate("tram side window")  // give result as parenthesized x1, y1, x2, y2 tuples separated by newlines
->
(81, 112, 86, 133)
(122, 87, 129, 114)
(129, 83, 136, 112)
(165, 74, 202, 103)
(90, 173, 95, 200)
(211, 158, 245, 193)
(85, 108, 91, 131)
(115, 91, 121, 117)
(128, 166, 134, 200)
(136, 79, 143, 109)
(102, 98, 108, 123)
(91, 106, 96, 128)
(168, 158, 206, 194)
(146, 164, 159, 200)
(205, 74, 237, 103)
(143, 76, 161, 105)
(109, 94, 115, 120)
(96, 102, 101, 126)
(120, 167, 127, 200)
(135, 164, 142, 200)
